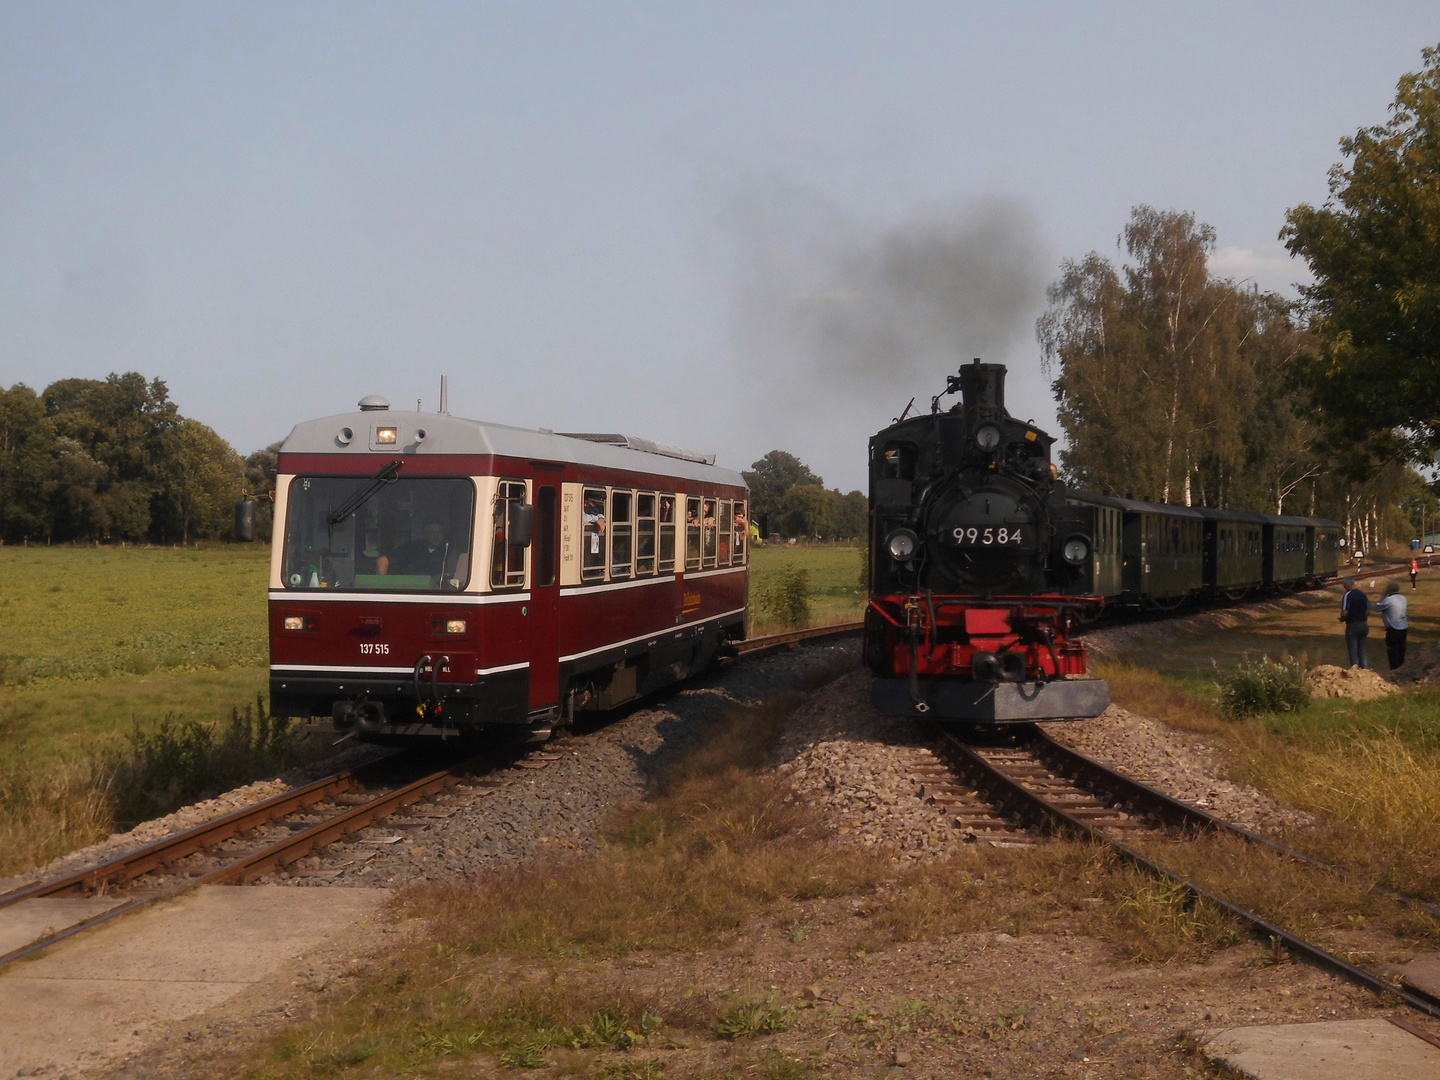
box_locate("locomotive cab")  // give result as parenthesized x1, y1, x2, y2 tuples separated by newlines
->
(865, 360, 1109, 723)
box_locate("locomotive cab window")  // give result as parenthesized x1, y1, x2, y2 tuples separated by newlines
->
(491, 479, 528, 589)
(610, 489, 634, 579)
(881, 442, 916, 480)
(636, 493, 656, 576)
(684, 497, 701, 570)
(659, 495, 677, 573)
(283, 475, 475, 593)
(582, 486, 606, 581)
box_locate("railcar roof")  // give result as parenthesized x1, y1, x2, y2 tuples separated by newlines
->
(1069, 490, 1340, 529)
(278, 409, 746, 488)
(1068, 490, 1205, 518)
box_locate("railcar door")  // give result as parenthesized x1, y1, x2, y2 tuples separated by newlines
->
(528, 484, 561, 711)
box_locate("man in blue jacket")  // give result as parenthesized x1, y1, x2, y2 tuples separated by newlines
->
(1339, 578, 1370, 669)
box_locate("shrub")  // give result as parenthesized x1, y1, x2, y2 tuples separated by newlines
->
(1215, 655, 1309, 717)
(756, 567, 811, 628)
(103, 696, 317, 827)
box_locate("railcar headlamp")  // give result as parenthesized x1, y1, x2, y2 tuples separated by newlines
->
(375, 426, 398, 445)
(432, 619, 468, 635)
(282, 615, 317, 631)
(885, 528, 920, 561)
(1062, 534, 1091, 566)
(974, 424, 1001, 452)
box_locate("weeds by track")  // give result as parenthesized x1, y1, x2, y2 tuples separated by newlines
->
(0, 621, 863, 971)
(920, 721, 1440, 1019)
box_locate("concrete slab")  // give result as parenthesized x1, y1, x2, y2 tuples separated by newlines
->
(0, 896, 129, 956)
(1399, 955, 1440, 1001)
(1202, 1017, 1440, 1079)
(0, 885, 388, 1078)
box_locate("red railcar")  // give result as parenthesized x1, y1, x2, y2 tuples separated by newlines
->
(267, 397, 748, 741)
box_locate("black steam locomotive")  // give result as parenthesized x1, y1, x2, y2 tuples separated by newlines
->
(864, 360, 1110, 723)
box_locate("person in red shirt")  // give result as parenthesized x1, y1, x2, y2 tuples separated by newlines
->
(1410, 557, 1419, 589)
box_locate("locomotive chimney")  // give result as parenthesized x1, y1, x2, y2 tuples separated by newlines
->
(957, 357, 1007, 422)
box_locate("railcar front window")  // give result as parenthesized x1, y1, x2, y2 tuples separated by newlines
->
(283, 476, 475, 592)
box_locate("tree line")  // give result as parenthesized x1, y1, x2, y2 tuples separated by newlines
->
(1038, 44, 1440, 550)
(741, 451, 866, 540)
(0, 373, 277, 545)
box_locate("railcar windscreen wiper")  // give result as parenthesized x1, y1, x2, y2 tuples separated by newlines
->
(327, 459, 404, 524)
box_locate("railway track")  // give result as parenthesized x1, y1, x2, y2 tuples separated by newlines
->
(0, 620, 863, 972)
(917, 722, 1440, 1020)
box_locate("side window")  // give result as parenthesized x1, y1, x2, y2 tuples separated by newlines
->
(610, 489, 633, 579)
(582, 486, 606, 581)
(733, 500, 747, 565)
(702, 497, 718, 568)
(491, 479, 527, 589)
(636, 493, 656, 576)
(685, 496, 701, 571)
(717, 501, 732, 567)
(658, 495, 677, 573)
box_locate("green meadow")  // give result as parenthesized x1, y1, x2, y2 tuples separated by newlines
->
(0, 545, 272, 762)
(746, 541, 867, 632)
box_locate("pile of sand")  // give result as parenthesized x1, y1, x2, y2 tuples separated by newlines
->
(1387, 642, 1440, 687)
(1304, 664, 1403, 701)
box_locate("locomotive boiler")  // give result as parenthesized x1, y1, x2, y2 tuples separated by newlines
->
(864, 360, 1110, 723)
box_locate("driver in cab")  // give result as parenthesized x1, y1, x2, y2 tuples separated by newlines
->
(378, 517, 451, 578)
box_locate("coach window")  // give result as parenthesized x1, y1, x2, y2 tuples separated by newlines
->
(610, 490, 634, 579)
(717, 501, 732, 566)
(659, 495, 677, 573)
(582, 486, 606, 581)
(636, 493, 656, 576)
(702, 498, 718, 568)
(733, 500, 747, 564)
(685, 497, 702, 571)
(491, 480, 528, 589)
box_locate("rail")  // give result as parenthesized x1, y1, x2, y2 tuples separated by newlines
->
(927, 724, 1440, 1020)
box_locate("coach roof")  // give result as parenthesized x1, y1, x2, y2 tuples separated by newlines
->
(279, 409, 746, 488)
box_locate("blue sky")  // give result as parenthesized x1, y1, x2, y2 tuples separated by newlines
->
(1, 3, 1436, 489)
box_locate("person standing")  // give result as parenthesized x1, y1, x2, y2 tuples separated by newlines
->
(1376, 580, 1409, 670)
(1340, 577, 1370, 669)
(1411, 557, 1420, 589)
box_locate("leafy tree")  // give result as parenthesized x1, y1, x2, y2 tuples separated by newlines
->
(742, 451, 823, 528)
(0, 384, 54, 540)
(244, 441, 283, 541)
(1283, 44, 1440, 460)
(779, 484, 831, 538)
(1039, 206, 1320, 512)
(157, 420, 246, 544)
(831, 489, 868, 540)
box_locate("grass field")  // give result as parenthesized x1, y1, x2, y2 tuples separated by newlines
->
(747, 542, 866, 633)
(0, 545, 271, 763)
(1100, 571, 1440, 903)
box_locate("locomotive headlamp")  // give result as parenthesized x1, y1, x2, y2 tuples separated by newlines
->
(1062, 535, 1091, 565)
(974, 424, 1001, 452)
(886, 528, 920, 561)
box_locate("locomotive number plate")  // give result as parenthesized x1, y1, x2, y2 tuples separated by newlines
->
(950, 526, 1029, 547)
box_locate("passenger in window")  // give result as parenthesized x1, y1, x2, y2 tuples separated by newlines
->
(378, 517, 450, 577)
(660, 496, 675, 523)
(584, 492, 607, 533)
